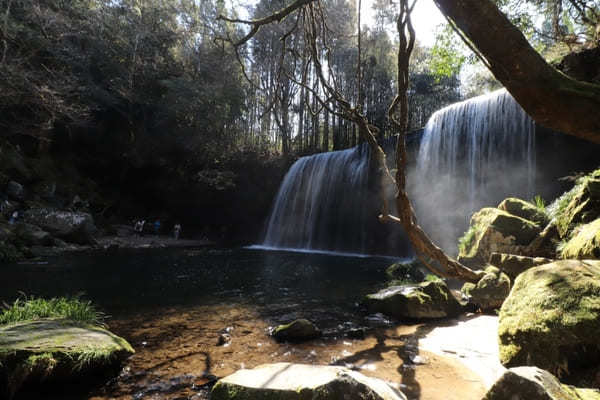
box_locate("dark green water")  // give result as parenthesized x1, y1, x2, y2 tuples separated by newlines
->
(1, 248, 407, 328)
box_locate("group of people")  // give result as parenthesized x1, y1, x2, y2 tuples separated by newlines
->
(133, 219, 182, 240)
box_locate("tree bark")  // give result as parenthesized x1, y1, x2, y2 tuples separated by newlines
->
(435, 0, 600, 144)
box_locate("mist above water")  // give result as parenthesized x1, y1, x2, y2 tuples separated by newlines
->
(409, 89, 536, 254)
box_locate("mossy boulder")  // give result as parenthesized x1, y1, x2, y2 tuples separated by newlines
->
(484, 367, 600, 400)
(385, 259, 425, 283)
(560, 218, 600, 259)
(364, 280, 463, 320)
(458, 208, 542, 268)
(552, 176, 600, 239)
(489, 252, 554, 281)
(498, 197, 549, 226)
(211, 362, 407, 400)
(0, 319, 134, 398)
(272, 319, 321, 342)
(14, 223, 53, 247)
(498, 260, 600, 377)
(461, 266, 510, 311)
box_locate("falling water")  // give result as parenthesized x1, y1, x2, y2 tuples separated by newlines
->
(260, 145, 374, 255)
(410, 88, 536, 253)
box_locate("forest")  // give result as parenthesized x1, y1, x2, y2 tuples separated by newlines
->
(1, 0, 600, 399)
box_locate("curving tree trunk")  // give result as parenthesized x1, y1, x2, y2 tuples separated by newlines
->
(435, 0, 600, 144)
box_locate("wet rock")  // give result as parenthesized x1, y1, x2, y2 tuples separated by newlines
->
(499, 260, 600, 377)
(23, 208, 97, 245)
(489, 252, 553, 281)
(458, 207, 542, 268)
(484, 367, 600, 400)
(0, 320, 134, 399)
(461, 266, 510, 311)
(6, 181, 25, 201)
(364, 280, 463, 320)
(211, 362, 406, 400)
(560, 218, 600, 259)
(14, 223, 53, 246)
(498, 197, 549, 226)
(272, 319, 321, 342)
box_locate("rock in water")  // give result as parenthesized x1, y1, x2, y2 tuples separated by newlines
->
(272, 319, 321, 342)
(0, 320, 134, 398)
(364, 280, 463, 320)
(498, 260, 600, 377)
(211, 363, 406, 400)
(484, 367, 600, 400)
(23, 208, 97, 245)
(461, 266, 510, 311)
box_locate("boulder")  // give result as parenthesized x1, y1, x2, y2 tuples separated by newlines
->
(489, 253, 553, 281)
(461, 266, 510, 311)
(554, 177, 600, 238)
(14, 223, 53, 247)
(31, 181, 56, 201)
(498, 197, 549, 226)
(0, 319, 135, 398)
(23, 208, 97, 245)
(385, 259, 426, 283)
(498, 260, 600, 377)
(211, 363, 406, 400)
(364, 280, 463, 320)
(6, 181, 24, 202)
(484, 367, 600, 400)
(560, 218, 600, 259)
(458, 208, 542, 268)
(272, 319, 321, 342)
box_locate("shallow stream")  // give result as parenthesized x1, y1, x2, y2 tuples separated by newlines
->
(1, 247, 487, 400)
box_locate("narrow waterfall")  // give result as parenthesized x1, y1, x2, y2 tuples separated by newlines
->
(261, 145, 372, 254)
(409, 88, 536, 253)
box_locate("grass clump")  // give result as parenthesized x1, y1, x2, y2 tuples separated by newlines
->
(458, 225, 477, 255)
(0, 295, 105, 326)
(533, 195, 546, 212)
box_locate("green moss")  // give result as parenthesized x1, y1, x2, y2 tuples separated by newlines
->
(458, 225, 477, 255)
(560, 219, 600, 259)
(498, 260, 600, 377)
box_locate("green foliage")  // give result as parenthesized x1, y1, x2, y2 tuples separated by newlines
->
(533, 195, 546, 212)
(424, 274, 443, 283)
(0, 295, 105, 326)
(429, 25, 467, 81)
(458, 225, 478, 254)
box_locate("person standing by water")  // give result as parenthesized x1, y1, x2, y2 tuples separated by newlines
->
(173, 223, 181, 240)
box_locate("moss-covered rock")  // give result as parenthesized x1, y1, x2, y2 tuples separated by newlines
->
(0, 319, 134, 398)
(484, 367, 600, 400)
(461, 266, 510, 311)
(498, 260, 600, 377)
(498, 197, 549, 226)
(551, 175, 600, 239)
(211, 363, 407, 400)
(560, 218, 600, 259)
(364, 280, 463, 320)
(272, 319, 321, 342)
(458, 208, 542, 268)
(14, 223, 53, 247)
(489, 253, 554, 281)
(385, 259, 425, 283)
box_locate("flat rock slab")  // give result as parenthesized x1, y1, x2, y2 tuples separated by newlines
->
(211, 362, 406, 400)
(0, 319, 134, 398)
(0, 319, 133, 354)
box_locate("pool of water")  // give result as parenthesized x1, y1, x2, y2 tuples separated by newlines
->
(1, 247, 403, 328)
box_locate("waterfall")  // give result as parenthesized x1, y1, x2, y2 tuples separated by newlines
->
(260, 145, 374, 255)
(410, 88, 536, 253)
